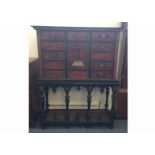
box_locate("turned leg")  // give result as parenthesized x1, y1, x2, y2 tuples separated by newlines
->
(39, 86, 46, 129)
(45, 86, 49, 113)
(64, 86, 71, 121)
(86, 86, 93, 120)
(111, 87, 118, 119)
(105, 87, 110, 111)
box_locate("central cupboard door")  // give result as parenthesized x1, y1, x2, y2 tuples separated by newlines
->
(67, 31, 89, 79)
(67, 42, 89, 79)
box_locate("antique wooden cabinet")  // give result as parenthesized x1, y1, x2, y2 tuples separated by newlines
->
(32, 26, 121, 128)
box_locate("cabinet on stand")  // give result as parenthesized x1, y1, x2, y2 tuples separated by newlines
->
(32, 26, 123, 128)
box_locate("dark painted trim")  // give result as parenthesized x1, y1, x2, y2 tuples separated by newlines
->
(32, 26, 122, 32)
(36, 79, 120, 87)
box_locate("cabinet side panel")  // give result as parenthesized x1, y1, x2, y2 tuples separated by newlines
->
(36, 31, 44, 78)
(112, 32, 120, 79)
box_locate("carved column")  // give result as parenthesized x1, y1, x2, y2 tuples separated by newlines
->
(99, 87, 104, 110)
(86, 86, 93, 120)
(105, 87, 110, 111)
(111, 87, 118, 118)
(45, 86, 49, 113)
(39, 86, 46, 129)
(64, 86, 71, 120)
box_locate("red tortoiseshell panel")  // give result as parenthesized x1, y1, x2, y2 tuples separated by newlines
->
(40, 31, 65, 40)
(92, 53, 113, 60)
(42, 42, 65, 50)
(67, 32, 89, 41)
(43, 62, 65, 69)
(67, 43, 88, 69)
(91, 71, 112, 79)
(44, 71, 65, 79)
(43, 52, 65, 60)
(92, 62, 113, 70)
(92, 43, 114, 51)
(68, 71, 88, 79)
(92, 32, 115, 41)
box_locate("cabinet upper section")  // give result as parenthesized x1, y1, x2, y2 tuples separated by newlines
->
(32, 26, 121, 80)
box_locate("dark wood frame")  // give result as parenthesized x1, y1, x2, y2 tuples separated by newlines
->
(36, 79, 120, 129)
(33, 26, 121, 80)
(32, 26, 122, 129)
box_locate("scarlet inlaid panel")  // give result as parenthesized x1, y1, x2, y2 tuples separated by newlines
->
(92, 71, 112, 79)
(92, 62, 113, 70)
(33, 26, 120, 80)
(92, 53, 113, 61)
(67, 32, 89, 41)
(92, 43, 114, 51)
(68, 71, 88, 79)
(43, 52, 65, 60)
(43, 62, 65, 70)
(40, 31, 65, 40)
(42, 42, 65, 50)
(92, 32, 115, 41)
(44, 71, 65, 79)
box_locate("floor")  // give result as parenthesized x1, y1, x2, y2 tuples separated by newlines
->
(29, 120, 127, 133)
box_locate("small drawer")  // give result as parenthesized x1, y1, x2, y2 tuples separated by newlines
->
(43, 52, 65, 60)
(42, 42, 65, 50)
(91, 71, 112, 79)
(43, 62, 65, 69)
(44, 71, 65, 79)
(40, 31, 65, 40)
(92, 32, 115, 41)
(92, 53, 113, 60)
(92, 62, 113, 70)
(67, 42, 89, 51)
(92, 43, 114, 51)
(67, 32, 89, 41)
(68, 71, 88, 79)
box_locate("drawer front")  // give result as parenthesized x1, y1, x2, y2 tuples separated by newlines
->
(43, 52, 65, 60)
(40, 31, 65, 40)
(67, 32, 89, 41)
(92, 32, 115, 41)
(92, 43, 114, 51)
(43, 62, 65, 69)
(92, 53, 113, 60)
(91, 71, 112, 79)
(67, 43, 89, 69)
(44, 71, 65, 79)
(92, 62, 113, 70)
(42, 42, 65, 50)
(68, 71, 88, 79)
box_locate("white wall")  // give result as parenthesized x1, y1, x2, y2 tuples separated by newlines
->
(48, 87, 112, 109)
(29, 27, 38, 58)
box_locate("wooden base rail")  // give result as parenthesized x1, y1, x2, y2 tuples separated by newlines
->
(36, 79, 120, 129)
